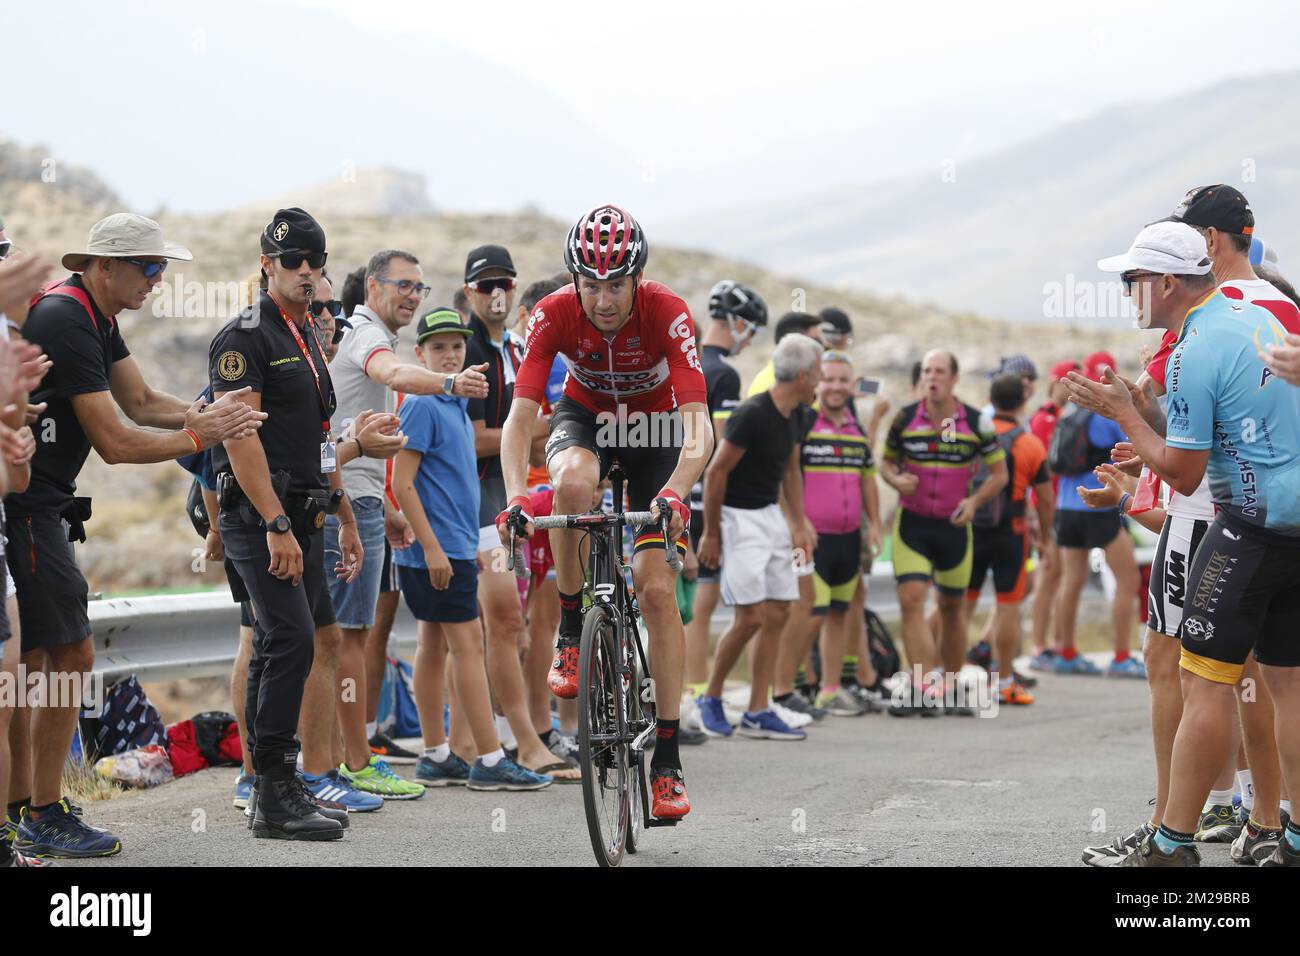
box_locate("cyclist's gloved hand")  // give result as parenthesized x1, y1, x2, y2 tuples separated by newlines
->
(496, 494, 534, 548)
(653, 487, 689, 537)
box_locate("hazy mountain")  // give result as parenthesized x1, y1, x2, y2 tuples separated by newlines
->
(661, 71, 1300, 324)
(3, 146, 1140, 592)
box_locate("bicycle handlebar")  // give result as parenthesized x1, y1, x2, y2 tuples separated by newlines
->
(505, 509, 682, 577)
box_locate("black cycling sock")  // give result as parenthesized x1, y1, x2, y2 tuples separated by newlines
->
(559, 591, 581, 639)
(651, 719, 680, 770)
(538, 729, 553, 747)
(773, 691, 794, 704)
(6, 797, 30, 821)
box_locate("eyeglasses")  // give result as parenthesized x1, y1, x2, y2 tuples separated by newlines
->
(310, 299, 344, 320)
(268, 250, 328, 270)
(467, 277, 516, 294)
(120, 257, 168, 279)
(1121, 271, 1162, 293)
(374, 276, 432, 299)
(0, 240, 12, 260)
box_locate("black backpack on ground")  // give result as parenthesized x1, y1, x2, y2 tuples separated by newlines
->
(865, 609, 902, 680)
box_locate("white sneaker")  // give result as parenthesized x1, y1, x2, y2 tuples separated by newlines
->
(771, 699, 813, 729)
(681, 693, 705, 733)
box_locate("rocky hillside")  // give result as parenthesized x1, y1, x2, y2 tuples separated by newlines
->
(1, 151, 1140, 592)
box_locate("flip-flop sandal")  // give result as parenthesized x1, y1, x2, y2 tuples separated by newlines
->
(528, 761, 582, 784)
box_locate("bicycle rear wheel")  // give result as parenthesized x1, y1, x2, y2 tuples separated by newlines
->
(578, 606, 630, 867)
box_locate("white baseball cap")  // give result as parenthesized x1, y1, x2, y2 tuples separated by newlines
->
(62, 213, 193, 272)
(1097, 221, 1212, 275)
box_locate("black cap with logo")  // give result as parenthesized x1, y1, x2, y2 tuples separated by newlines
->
(261, 207, 327, 255)
(1164, 185, 1255, 236)
(464, 244, 517, 282)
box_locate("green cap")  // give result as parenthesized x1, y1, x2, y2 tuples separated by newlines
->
(416, 307, 472, 344)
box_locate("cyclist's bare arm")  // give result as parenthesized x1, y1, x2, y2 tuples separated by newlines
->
(501, 395, 541, 507)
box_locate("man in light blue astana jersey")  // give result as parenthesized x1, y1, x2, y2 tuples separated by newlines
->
(1068, 219, 1300, 868)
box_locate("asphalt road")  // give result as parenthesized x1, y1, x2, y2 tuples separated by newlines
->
(58, 657, 1246, 867)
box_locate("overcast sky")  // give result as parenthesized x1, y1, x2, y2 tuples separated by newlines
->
(5, 0, 1299, 223)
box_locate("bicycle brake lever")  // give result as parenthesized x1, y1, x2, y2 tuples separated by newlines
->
(507, 528, 529, 581)
(657, 502, 683, 574)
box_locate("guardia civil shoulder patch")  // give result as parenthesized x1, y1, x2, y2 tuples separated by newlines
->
(218, 350, 247, 381)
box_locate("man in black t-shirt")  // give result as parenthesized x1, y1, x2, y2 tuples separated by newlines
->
(6, 213, 262, 860)
(683, 281, 767, 734)
(695, 333, 821, 742)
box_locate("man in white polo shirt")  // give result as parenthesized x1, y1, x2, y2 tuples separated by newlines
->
(328, 250, 486, 793)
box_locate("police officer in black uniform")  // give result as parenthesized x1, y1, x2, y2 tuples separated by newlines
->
(208, 208, 362, 841)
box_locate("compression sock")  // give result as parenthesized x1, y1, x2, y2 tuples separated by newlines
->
(1236, 770, 1254, 812)
(651, 719, 680, 770)
(1152, 824, 1195, 855)
(1205, 788, 1234, 810)
(480, 748, 505, 768)
(559, 591, 581, 639)
(423, 743, 451, 762)
(1285, 820, 1300, 851)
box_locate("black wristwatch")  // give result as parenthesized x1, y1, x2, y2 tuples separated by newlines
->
(266, 514, 292, 534)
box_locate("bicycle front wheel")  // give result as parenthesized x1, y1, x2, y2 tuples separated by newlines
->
(578, 606, 631, 867)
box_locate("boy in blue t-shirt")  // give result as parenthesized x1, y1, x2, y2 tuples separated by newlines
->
(391, 309, 551, 792)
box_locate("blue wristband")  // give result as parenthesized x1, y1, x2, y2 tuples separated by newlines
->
(1118, 492, 1132, 514)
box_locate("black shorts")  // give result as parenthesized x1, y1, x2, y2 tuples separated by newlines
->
(1178, 513, 1300, 683)
(398, 560, 478, 623)
(968, 520, 1030, 604)
(0, 559, 10, 644)
(812, 530, 861, 613)
(687, 489, 717, 584)
(1055, 509, 1123, 550)
(546, 396, 686, 557)
(892, 509, 973, 595)
(379, 538, 401, 593)
(5, 513, 92, 652)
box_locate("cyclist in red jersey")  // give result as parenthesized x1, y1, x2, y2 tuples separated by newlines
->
(496, 205, 712, 820)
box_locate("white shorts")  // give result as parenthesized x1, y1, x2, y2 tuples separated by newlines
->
(1147, 514, 1211, 639)
(719, 504, 798, 606)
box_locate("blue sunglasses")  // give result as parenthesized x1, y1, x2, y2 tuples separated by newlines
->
(120, 257, 168, 279)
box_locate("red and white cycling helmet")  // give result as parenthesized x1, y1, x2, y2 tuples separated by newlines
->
(564, 204, 648, 281)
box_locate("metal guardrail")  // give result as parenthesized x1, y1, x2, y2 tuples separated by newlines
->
(91, 549, 1154, 684)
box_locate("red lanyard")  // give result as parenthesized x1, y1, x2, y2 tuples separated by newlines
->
(278, 307, 331, 432)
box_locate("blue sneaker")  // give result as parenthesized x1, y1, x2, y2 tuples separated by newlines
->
(233, 772, 255, 809)
(1028, 649, 1057, 672)
(738, 708, 806, 741)
(697, 695, 733, 738)
(467, 755, 553, 791)
(1053, 654, 1102, 675)
(1108, 656, 1147, 679)
(416, 752, 471, 787)
(303, 769, 384, 812)
(15, 798, 121, 859)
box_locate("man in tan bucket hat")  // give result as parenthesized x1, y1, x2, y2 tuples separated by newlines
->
(4, 214, 265, 860)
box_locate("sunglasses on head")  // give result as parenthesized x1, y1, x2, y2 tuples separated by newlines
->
(374, 276, 432, 299)
(269, 250, 328, 270)
(467, 277, 515, 294)
(120, 257, 168, 279)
